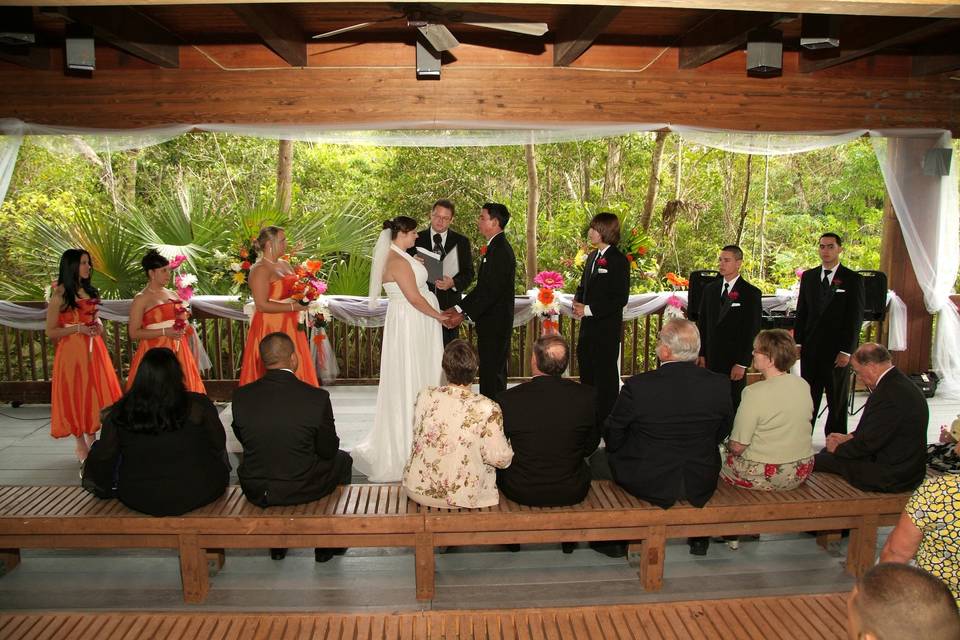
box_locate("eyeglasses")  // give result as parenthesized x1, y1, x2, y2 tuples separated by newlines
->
(430, 212, 452, 222)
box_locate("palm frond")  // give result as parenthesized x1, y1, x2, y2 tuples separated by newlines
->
(325, 255, 372, 296)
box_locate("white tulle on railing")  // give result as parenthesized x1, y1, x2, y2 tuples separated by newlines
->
(0, 291, 909, 351)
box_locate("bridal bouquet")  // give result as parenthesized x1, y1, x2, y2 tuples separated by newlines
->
(532, 271, 564, 335)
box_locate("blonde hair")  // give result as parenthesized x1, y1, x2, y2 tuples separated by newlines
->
(255, 226, 284, 259)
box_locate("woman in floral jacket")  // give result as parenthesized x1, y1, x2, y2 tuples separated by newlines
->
(403, 339, 513, 508)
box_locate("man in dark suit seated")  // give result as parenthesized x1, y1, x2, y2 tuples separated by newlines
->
(232, 332, 353, 562)
(497, 335, 599, 511)
(589, 318, 733, 557)
(814, 343, 928, 493)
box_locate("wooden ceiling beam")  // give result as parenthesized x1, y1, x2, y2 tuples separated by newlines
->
(553, 6, 621, 67)
(230, 4, 307, 67)
(679, 11, 791, 69)
(54, 6, 179, 68)
(799, 17, 959, 72)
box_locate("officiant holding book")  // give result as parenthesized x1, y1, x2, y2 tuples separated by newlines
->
(412, 199, 475, 345)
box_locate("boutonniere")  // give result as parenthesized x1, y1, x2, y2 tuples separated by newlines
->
(832, 277, 842, 287)
(727, 290, 739, 302)
(597, 256, 607, 267)
(480, 245, 487, 256)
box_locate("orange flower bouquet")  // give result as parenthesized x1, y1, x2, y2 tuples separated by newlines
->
(532, 271, 564, 335)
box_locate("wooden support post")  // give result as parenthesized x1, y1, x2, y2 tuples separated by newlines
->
(414, 532, 435, 601)
(0, 548, 21, 575)
(178, 534, 209, 604)
(847, 515, 879, 577)
(206, 548, 225, 574)
(816, 530, 843, 552)
(638, 526, 665, 591)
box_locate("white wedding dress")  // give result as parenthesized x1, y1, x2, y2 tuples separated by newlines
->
(352, 243, 444, 482)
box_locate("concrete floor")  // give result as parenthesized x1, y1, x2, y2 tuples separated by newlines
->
(0, 386, 955, 612)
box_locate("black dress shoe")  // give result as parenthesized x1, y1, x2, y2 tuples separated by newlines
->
(589, 541, 626, 558)
(561, 542, 576, 554)
(505, 544, 521, 552)
(314, 548, 336, 563)
(270, 548, 287, 560)
(688, 537, 709, 556)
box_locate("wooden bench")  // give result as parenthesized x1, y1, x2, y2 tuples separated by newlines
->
(419, 474, 910, 598)
(0, 593, 851, 638)
(0, 474, 910, 604)
(0, 484, 422, 604)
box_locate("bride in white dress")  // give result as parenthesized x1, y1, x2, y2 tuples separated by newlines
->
(352, 217, 445, 482)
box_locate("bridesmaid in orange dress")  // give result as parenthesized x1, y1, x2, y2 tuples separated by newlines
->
(45, 249, 123, 463)
(238, 226, 319, 387)
(127, 250, 206, 394)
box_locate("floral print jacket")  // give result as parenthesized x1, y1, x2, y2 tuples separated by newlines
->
(402, 385, 513, 509)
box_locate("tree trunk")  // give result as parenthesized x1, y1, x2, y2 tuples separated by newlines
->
(640, 131, 669, 231)
(758, 155, 770, 280)
(71, 138, 122, 212)
(580, 153, 591, 204)
(276, 139, 294, 214)
(734, 154, 754, 245)
(601, 138, 622, 204)
(674, 136, 683, 200)
(524, 143, 539, 376)
(124, 151, 139, 209)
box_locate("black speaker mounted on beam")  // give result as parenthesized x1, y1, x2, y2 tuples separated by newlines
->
(858, 270, 888, 322)
(687, 270, 720, 322)
(746, 28, 783, 78)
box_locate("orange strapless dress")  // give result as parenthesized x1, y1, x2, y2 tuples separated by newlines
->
(127, 300, 207, 394)
(50, 299, 123, 439)
(238, 275, 319, 387)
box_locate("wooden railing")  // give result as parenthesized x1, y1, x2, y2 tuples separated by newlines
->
(0, 301, 665, 402)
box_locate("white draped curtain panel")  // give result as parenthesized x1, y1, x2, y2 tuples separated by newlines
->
(0, 119, 954, 393)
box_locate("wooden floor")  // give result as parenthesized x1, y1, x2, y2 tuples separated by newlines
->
(0, 593, 850, 639)
(0, 387, 954, 612)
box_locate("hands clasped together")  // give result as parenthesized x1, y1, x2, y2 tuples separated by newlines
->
(439, 309, 464, 329)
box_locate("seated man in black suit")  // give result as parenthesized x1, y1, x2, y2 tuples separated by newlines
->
(232, 332, 353, 562)
(497, 335, 598, 510)
(589, 319, 733, 556)
(814, 343, 928, 493)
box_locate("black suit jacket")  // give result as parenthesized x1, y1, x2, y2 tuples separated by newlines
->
(697, 276, 762, 372)
(604, 362, 733, 508)
(412, 227, 475, 311)
(231, 369, 343, 507)
(794, 264, 865, 370)
(574, 245, 630, 330)
(459, 232, 516, 329)
(831, 367, 928, 492)
(496, 376, 599, 507)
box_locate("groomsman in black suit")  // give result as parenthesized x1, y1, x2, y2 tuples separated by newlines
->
(444, 203, 516, 400)
(412, 199, 475, 345)
(794, 233, 865, 436)
(573, 212, 630, 424)
(696, 244, 762, 411)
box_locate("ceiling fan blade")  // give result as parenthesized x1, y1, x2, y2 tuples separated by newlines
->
(417, 23, 459, 51)
(460, 21, 549, 37)
(312, 16, 402, 40)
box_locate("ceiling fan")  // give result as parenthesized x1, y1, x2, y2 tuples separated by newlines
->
(311, 3, 549, 52)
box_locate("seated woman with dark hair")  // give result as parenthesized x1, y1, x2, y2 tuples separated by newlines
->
(83, 347, 230, 516)
(402, 339, 513, 508)
(721, 329, 815, 491)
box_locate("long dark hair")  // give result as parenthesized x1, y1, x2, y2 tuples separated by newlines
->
(113, 348, 189, 434)
(57, 249, 99, 310)
(383, 216, 417, 238)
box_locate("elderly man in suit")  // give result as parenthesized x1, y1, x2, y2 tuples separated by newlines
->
(814, 343, 928, 493)
(696, 244, 762, 411)
(232, 332, 353, 562)
(412, 199, 474, 345)
(794, 232, 865, 436)
(589, 319, 733, 556)
(444, 203, 517, 400)
(497, 335, 599, 509)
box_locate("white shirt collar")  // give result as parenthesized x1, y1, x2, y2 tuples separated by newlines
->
(821, 263, 841, 284)
(723, 274, 740, 289)
(430, 227, 448, 246)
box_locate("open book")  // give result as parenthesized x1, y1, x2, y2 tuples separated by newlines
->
(416, 247, 460, 283)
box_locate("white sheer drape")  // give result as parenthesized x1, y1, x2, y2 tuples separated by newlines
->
(0, 134, 23, 208)
(871, 131, 960, 399)
(671, 126, 869, 156)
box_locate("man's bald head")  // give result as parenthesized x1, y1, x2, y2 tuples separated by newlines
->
(259, 332, 297, 370)
(532, 335, 569, 377)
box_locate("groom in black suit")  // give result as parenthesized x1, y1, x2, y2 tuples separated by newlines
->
(696, 244, 762, 411)
(794, 232, 865, 436)
(412, 199, 475, 345)
(444, 203, 516, 400)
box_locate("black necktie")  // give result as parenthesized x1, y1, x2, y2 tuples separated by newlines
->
(433, 233, 444, 258)
(822, 269, 832, 290)
(721, 282, 729, 302)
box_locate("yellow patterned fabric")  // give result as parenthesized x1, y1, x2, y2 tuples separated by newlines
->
(906, 474, 960, 605)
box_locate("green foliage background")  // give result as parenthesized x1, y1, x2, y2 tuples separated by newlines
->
(0, 132, 892, 300)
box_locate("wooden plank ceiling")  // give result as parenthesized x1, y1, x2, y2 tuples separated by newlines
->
(0, 1, 958, 132)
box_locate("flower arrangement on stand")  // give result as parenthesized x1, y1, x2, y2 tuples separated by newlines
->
(213, 240, 256, 294)
(621, 226, 660, 290)
(532, 271, 564, 335)
(663, 271, 690, 320)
